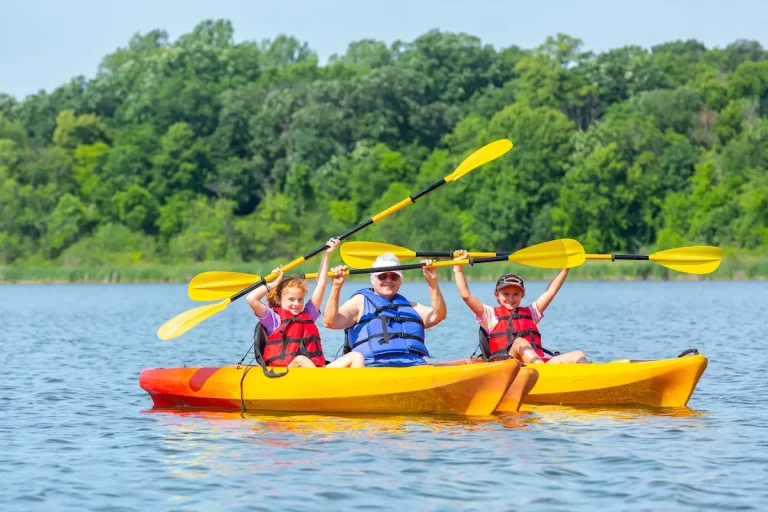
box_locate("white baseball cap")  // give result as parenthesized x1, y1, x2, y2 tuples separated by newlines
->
(370, 253, 402, 283)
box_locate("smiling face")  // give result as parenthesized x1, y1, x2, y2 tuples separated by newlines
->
(372, 272, 402, 299)
(495, 285, 524, 310)
(279, 285, 306, 316)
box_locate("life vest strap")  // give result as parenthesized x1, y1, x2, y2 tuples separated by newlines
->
(373, 303, 408, 315)
(264, 348, 325, 366)
(352, 331, 425, 348)
(279, 317, 315, 326)
(264, 335, 321, 346)
(496, 313, 533, 322)
(356, 313, 425, 327)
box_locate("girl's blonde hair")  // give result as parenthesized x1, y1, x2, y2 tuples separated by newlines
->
(267, 276, 308, 308)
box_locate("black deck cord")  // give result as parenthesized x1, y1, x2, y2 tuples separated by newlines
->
(678, 348, 699, 357)
(239, 358, 255, 413)
(237, 327, 290, 413)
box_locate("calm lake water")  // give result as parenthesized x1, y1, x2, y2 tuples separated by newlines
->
(1, 280, 766, 511)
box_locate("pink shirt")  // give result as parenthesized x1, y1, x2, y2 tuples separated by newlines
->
(256, 302, 321, 334)
(476, 302, 543, 334)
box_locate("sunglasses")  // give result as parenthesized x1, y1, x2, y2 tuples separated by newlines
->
(375, 272, 401, 282)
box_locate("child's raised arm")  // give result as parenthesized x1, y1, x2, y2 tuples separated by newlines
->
(310, 237, 340, 310)
(534, 268, 570, 313)
(453, 250, 485, 317)
(247, 267, 284, 317)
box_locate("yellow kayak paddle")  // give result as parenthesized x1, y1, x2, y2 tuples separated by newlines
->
(157, 139, 514, 339)
(187, 238, 585, 301)
(340, 242, 722, 275)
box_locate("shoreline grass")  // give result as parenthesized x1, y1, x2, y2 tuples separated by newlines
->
(1, 253, 765, 284)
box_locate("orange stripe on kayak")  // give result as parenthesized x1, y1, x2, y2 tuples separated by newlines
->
(189, 367, 223, 392)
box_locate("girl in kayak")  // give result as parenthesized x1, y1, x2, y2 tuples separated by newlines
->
(246, 237, 364, 368)
(452, 250, 588, 364)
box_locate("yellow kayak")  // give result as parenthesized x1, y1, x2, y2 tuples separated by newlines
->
(523, 354, 708, 407)
(139, 359, 519, 416)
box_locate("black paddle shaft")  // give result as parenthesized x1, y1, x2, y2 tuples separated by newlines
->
(338, 255, 512, 276)
(611, 254, 650, 261)
(230, 179, 450, 301)
(301, 178, 449, 261)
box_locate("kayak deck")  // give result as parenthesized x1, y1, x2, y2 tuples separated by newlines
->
(139, 360, 519, 416)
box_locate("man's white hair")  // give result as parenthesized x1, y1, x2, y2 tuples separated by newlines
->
(370, 252, 402, 284)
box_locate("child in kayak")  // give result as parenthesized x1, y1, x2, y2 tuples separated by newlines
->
(452, 249, 588, 364)
(246, 237, 364, 368)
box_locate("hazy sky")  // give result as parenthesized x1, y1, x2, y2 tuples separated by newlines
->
(2, 0, 766, 100)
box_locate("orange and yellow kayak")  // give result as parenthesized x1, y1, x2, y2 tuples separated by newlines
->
(139, 359, 520, 416)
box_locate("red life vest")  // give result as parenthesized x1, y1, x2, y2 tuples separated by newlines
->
(261, 308, 326, 367)
(481, 306, 550, 361)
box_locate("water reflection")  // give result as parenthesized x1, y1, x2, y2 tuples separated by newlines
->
(143, 402, 706, 441)
(520, 404, 707, 423)
(140, 409, 542, 481)
(143, 405, 711, 485)
(142, 408, 536, 437)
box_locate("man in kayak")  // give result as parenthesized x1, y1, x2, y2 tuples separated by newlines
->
(323, 253, 447, 367)
(452, 249, 589, 364)
(246, 237, 365, 368)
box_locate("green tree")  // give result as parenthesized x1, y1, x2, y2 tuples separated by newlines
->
(112, 184, 160, 232)
(41, 193, 88, 258)
(52, 110, 110, 149)
(235, 193, 300, 260)
(150, 122, 212, 198)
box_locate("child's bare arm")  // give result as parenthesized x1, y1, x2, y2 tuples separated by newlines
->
(310, 237, 340, 310)
(453, 250, 485, 317)
(534, 268, 570, 313)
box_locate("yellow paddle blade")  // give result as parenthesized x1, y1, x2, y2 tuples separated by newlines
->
(188, 271, 261, 301)
(445, 139, 513, 182)
(508, 239, 586, 269)
(340, 241, 416, 268)
(650, 246, 723, 274)
(157, 299, 231, 341)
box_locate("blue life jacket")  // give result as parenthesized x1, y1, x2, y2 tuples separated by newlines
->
(344, 288, 428, 365)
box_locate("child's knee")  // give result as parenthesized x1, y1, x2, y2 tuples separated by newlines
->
(570, 350, 588, 363)
(289, 355, 315, 368)
(512, 337, 532, 350)
(351, 352, 365, 367)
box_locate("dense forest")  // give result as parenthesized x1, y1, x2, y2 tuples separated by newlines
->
(1, 20, 767, 272)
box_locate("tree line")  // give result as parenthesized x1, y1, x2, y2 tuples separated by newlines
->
(1, 20, 766, 267)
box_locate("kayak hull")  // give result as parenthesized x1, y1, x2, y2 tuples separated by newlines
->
(433, 361, 538, 412)
(439, 354, 707, 408)
(139, 360, 519, 416)
(523, 354, 708, 407)
(495, 367, 539, 412)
